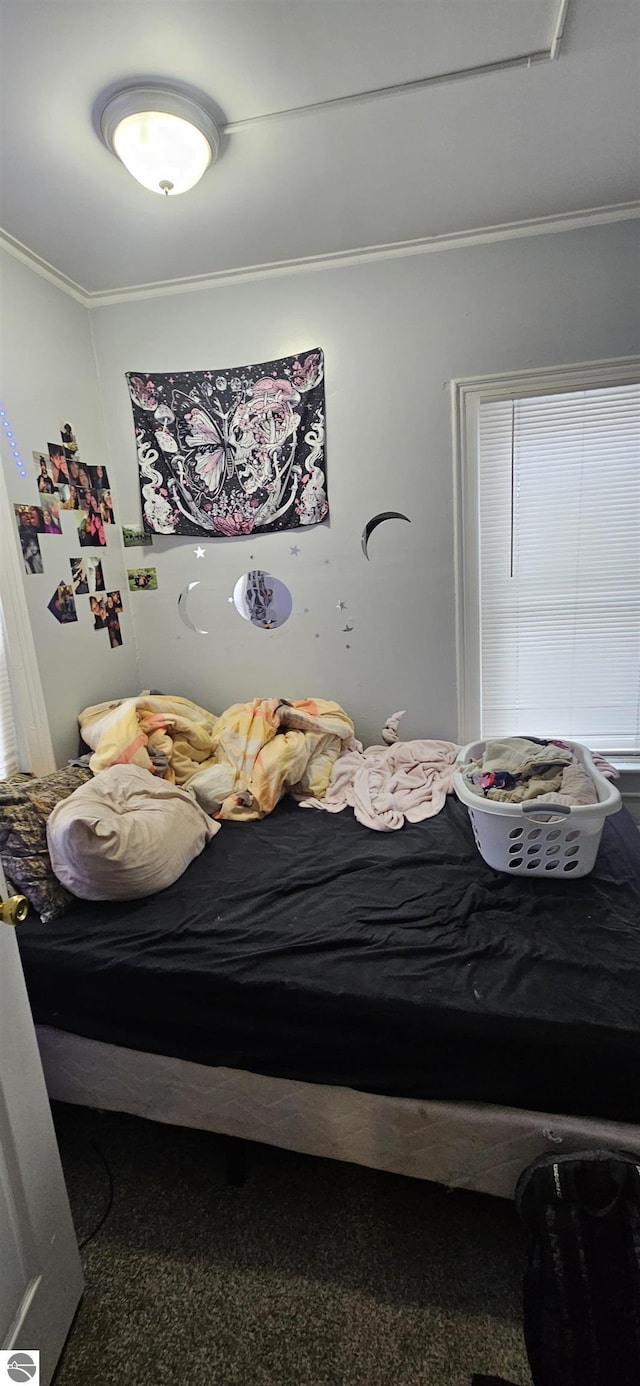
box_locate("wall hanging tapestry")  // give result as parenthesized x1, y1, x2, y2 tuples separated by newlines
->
(126, 349, 327, 537)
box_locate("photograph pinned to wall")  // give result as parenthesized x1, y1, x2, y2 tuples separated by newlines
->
(47, 580, 77, 625)
(47, 442, 68, 487)
(90, 590, 122, 647)
(33, 451, 56, 494)
(60, 422, 79, 459)
(76, 486, 114, 525)
(15, 503, 44, 534)
(41, 492, 62, 534)
(61, 485, 81, 511)
(70, 555, 104, 596)
(127, 567, 157, 591)
(18, 530, 44, 574)
(88, 464, 110, 489)
(122, 523, 152, 547)
(126, 348, 327, 538)
(85, 555, 105, 593)
(74, 463, 93, 492)
(65, 455, 85, 489)
(70, 557, 88, 595)
(105, 590, 123, 648)
(97, 489, 115, 524)
(14, 504, 44, 574)
(90, 595, 107, 630)
(76, 497, 106, 547)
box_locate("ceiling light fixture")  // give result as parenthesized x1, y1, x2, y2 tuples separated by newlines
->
(99, 85, 221, 196)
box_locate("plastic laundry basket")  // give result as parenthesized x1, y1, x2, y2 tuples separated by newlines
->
(453, 740, 621, 879)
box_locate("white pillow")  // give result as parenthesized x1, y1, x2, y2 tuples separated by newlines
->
(46, 764, 219, 900)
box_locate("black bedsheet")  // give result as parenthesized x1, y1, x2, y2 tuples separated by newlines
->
(18, 797, 640, 1123)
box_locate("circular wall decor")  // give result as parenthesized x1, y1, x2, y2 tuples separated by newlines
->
(232, 570, 292, 629)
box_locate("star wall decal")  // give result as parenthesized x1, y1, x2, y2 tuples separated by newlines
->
(345, 644, 351, 650)
(290, 544, 300, 556)
(336, 600, 347, 611)
(303, 607, 310, 614)
(194, 546, 205, 558)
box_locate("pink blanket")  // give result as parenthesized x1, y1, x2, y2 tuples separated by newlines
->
(300, 739, 461, 831)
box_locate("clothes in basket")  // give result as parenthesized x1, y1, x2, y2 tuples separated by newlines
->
(453, 739, 621, 879)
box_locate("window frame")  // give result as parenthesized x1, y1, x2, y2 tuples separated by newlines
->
(452, 354, 640, 754)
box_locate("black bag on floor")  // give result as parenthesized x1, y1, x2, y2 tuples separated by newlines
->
(514, 1149, 640, 1386)
(471, 1377, 518, 1384)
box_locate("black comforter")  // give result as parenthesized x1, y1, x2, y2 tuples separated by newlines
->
(18, 797, 640, 1123)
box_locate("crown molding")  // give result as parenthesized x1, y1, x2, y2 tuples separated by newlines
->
(0, 228, 87, 303)
(81, 203, 640, 307)
(1, 202, 639, 310)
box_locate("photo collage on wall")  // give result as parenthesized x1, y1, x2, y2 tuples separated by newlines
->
(13, 422, 123, 649)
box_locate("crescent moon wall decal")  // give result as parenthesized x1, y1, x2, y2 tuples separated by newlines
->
(361, 511, 411, 559)
(177, 581, 208, 636)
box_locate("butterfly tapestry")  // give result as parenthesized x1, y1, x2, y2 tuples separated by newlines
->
(126, 349, 327, 537)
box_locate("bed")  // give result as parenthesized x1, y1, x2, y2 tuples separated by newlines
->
(18, 794, 640, 1199)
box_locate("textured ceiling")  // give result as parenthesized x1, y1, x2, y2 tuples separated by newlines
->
(0, 0, 638, 294)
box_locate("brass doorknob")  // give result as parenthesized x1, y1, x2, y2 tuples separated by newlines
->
(0, 894, 29, 925)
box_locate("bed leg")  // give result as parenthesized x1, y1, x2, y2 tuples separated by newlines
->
(222, 1135, 249, 1187)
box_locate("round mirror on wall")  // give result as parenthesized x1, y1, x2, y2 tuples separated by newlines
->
(232, 570, 292, 629)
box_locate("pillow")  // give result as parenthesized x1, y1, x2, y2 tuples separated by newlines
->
(46, 763, 220, 901)
(0, 766, 93, 922)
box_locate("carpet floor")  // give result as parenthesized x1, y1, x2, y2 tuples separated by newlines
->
(51, 1101, 532, 1386)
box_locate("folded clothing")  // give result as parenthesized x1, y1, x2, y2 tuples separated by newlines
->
(47, 764, 219, 900)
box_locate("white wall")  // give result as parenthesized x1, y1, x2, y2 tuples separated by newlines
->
(0, 250, 140, 766)
(2, 221, 638, 778)
(89, 219, 640, 746)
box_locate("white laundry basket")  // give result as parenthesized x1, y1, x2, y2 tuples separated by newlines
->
(453, 741, 621, 878)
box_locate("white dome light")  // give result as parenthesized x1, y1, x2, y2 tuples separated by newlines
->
(100, 85, 220, 196)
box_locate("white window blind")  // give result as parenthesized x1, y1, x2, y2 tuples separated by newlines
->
(478, 382, 640, 753)
(0, 600, 18, 777)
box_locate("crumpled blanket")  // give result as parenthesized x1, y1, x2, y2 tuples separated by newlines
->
(78, 694, 355, 821)
(79, 694, 219, 782)
(300, 738, 461, 831)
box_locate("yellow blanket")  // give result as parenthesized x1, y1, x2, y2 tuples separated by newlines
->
(78, 694, 355, 821)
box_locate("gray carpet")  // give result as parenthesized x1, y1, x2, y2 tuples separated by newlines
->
(51, 1102, 532, 1386)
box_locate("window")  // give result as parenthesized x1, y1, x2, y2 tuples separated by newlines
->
(454, 359, 640, 756)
